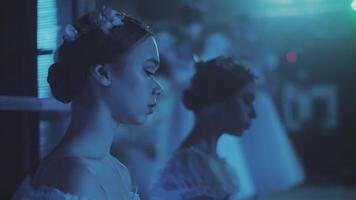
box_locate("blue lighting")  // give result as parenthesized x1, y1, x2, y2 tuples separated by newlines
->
(352, 1, 356, 11)
(37, 0, 58, 98)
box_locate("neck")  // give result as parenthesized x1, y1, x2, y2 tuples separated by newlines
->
(56, 99, 118, 159)
(181, 114, 221, 156)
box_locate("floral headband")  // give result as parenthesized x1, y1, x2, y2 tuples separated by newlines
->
(195, 56, 240, 71)
(63, 6, 125, 42)
(214, 56, 240, 70)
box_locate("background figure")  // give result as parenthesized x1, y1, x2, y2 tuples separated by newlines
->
(238, 90, 305, 193)
(209, 15, 305, 198)
(158, 11, 306, 198)
(154, 0, 205, 168)
(155, 0, 233, 164)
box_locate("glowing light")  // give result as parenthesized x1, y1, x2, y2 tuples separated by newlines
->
(352, 1, 356, 11)
(286, 52, 297, 63)
(275, 0, 292, 4)
(37, 0, 58, 98)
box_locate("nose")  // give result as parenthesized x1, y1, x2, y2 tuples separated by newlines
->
(152, 77, 163, 97)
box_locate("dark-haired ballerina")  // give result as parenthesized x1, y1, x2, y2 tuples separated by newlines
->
(13, 7, 162, 200)
(152, 57, 256, 200)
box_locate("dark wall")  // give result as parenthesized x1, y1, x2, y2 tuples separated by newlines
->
(0, 0, 39, 199)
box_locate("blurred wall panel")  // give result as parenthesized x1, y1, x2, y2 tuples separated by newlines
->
(0, 0, 39, 199)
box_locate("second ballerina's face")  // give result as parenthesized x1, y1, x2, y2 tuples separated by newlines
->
(206, 82, 256, 137)
(224, 82, 256, 136)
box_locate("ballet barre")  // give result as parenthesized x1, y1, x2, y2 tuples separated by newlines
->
(0, 96, 70, 112)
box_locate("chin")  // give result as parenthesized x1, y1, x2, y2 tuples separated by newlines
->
(131, 115, 147, 125)
(227, 129, 244, 137)
(232, 132, 244, 137)
(117, 114, 147, 125)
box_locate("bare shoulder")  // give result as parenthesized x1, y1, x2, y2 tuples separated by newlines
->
(33, 156, 107, 199)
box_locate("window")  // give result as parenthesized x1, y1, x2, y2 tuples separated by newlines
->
(37, 0, 58, 98)
(37, 0, 60, 159)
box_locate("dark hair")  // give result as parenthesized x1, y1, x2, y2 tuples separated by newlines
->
(179, 0, 205, 25)
(183, 56, 255, 112)
(48, 9, 153, 103)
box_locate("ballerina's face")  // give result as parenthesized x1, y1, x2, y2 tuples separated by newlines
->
(105, 36, 162, 125)
(221, 83, 256, 136)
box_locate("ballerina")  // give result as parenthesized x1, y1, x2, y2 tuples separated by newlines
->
(13, 6, 162, 200)
(152, 56, 256, 200)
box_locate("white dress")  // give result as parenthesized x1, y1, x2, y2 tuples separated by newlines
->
(238, 91, 305, 193)
(12, 176, 90, 200)
(218, 91, 305, 198)
(12, 156, 140, 200)
(152, 147, 239, 200)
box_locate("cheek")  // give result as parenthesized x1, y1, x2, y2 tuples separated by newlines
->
(219, 103, 238, 127)
(229, 101, 243, 119)
(130, 71, 151, 94)
(226, 101, 248, 128)
(118, 70, 151, 101)
(108, 68, 154, 124)
(110, 94, 147, 124)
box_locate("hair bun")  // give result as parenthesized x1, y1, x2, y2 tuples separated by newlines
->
(182, 89, 199, 111)
(47, 63, 72, 103)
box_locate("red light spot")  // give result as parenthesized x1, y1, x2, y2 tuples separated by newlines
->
(286, 52, 297, 63)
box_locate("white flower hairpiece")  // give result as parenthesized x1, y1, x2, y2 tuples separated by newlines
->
(193, 54, 203, 63)
(63, 6, 125, 42)
(215, 56, 239, 70)
(98, 6, 125, 34)
(63, 24, 78, 42)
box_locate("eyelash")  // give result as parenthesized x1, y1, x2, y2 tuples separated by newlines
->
(145, 70, 155, 77)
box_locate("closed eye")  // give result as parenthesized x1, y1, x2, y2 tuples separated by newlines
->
(145, 70, 155, 77)
(143, 58, 159, 78)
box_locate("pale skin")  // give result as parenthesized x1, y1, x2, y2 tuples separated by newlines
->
(181, 83, 256, 157)
(33, 36, 162, 200)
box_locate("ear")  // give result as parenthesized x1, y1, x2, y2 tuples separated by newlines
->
(90, 64, 111, 86)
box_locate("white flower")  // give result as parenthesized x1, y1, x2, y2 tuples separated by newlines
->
(64, 7, 125, 41)
(112, 16, 124, 26)
(98, 7, 124, 34)
(63, 24, 78, 41)
(103, 7, 118, 19)
(100, 21, 114, 34)
(215, 56, 238, 70)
